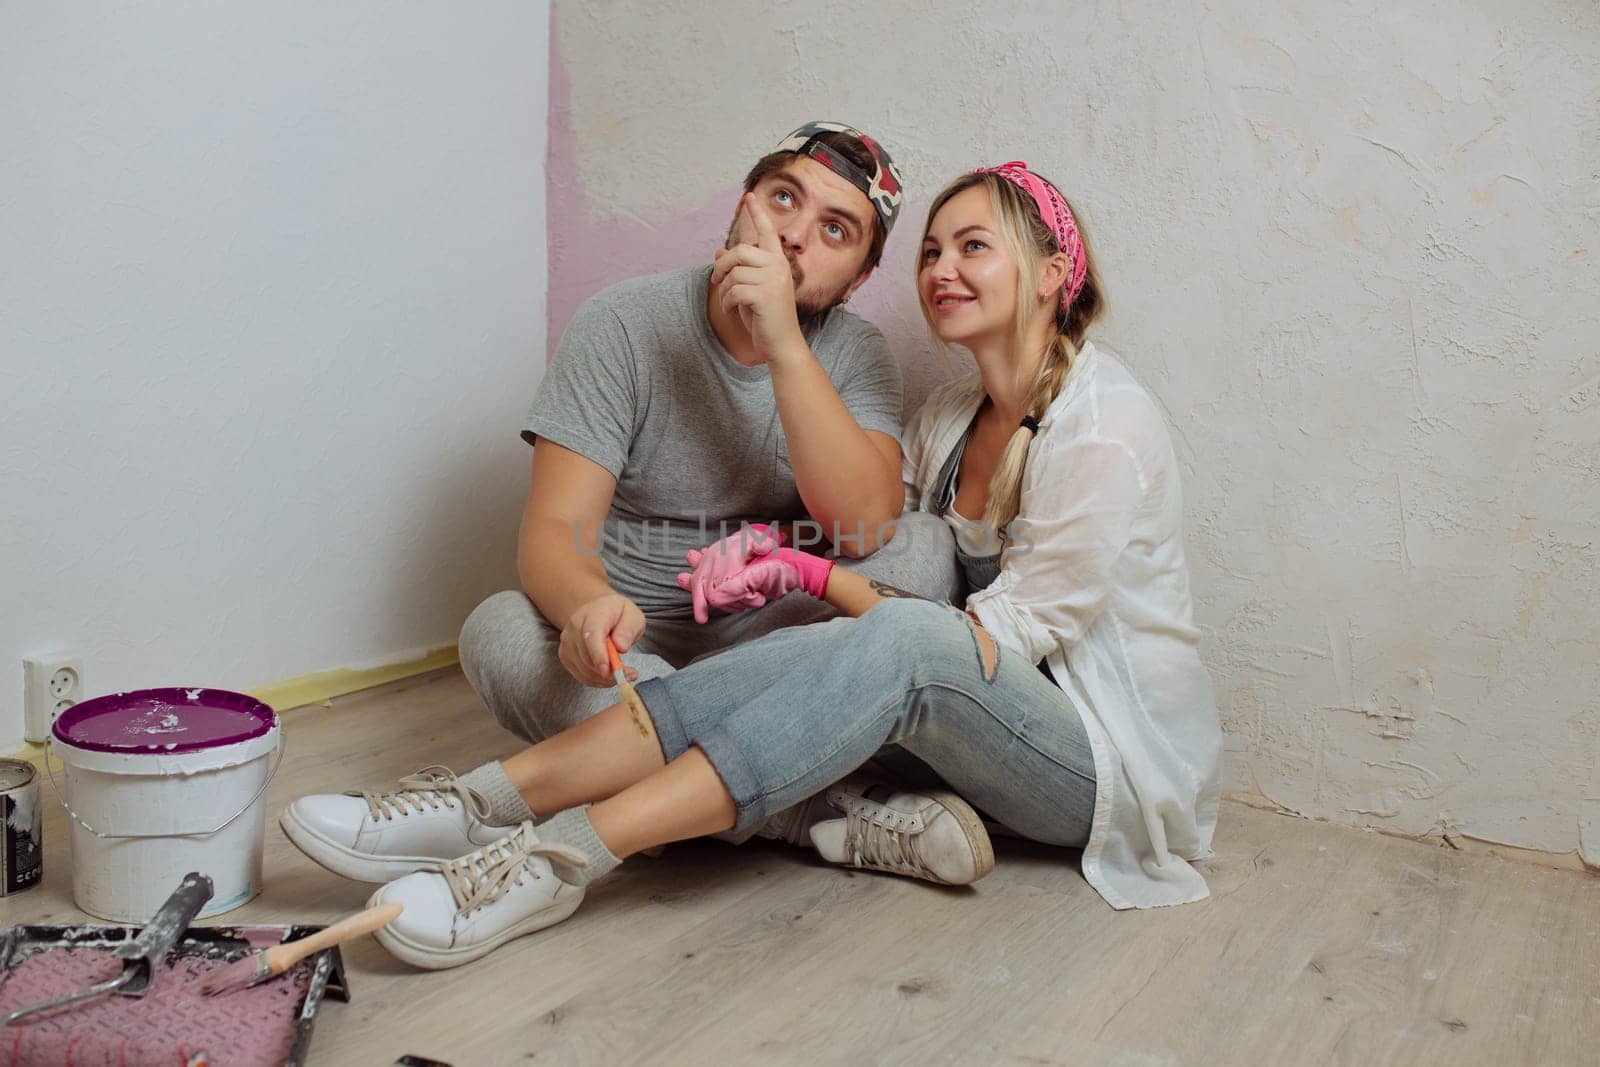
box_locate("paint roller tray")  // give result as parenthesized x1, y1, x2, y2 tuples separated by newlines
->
(0, 921, 350, 1066)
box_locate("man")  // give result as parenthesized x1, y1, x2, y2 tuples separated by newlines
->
(280, 124, 986, 888)
(463, 121, 957, 741)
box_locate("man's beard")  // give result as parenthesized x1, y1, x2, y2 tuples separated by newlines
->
(794, 275, 854, 329)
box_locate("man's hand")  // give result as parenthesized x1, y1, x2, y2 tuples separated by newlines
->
(711, 194, 805, 362)
(559, 593, 645, 687)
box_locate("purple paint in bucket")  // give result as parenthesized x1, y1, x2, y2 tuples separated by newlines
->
(54, 688, 274, 755)
(49, 689, 283, 922)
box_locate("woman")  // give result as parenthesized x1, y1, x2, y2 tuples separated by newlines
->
(282, 163, 1221, 970)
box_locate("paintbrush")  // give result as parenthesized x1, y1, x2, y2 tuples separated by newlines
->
(604, 636, 652, 740)
(198, 903, 403, 996)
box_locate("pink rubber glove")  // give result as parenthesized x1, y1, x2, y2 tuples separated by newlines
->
(677, 547, 834, 620)
(698, 555, 805, 614)
(676, 523, 784, 624)
(769, 547, 833, 599)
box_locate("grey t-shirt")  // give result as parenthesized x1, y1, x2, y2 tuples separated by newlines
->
(525, 264, 903, 619)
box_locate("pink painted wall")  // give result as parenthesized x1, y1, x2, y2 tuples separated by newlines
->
(545, 14, 734, 360)
(543, 6, 950, 414)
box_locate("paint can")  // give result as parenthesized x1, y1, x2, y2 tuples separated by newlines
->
(1, 758, 43, 895)
(46, 688, 284, 922)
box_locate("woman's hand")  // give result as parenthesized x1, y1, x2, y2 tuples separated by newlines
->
(689, 555, 807, 616)
(678, 524, 784, 623)
(677, 538, 834, 622)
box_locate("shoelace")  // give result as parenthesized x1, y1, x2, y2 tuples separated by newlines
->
(442, 821, 589, 915)
(842, 803, 936, 881)
(358, 764, 492, 823)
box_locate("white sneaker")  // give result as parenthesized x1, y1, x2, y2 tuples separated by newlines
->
(808, 785, 994, 885)
(369, 821, 589, 970)
(280, 765, 511, 883)
(753, 793, 836, 847)
(754, 772, 892, 848)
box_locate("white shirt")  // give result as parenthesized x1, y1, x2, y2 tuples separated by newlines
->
(901, 341, 1223, 909)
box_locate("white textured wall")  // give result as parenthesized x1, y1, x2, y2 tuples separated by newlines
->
(0, 3, 550, 749)
(550, 0, 1600, 860)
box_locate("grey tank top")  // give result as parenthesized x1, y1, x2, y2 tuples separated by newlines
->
(932, 414, 1004, 602)
(933, 413, 1058, 682)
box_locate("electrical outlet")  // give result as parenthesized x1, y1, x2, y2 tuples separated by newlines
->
(23, 652, 84, 743)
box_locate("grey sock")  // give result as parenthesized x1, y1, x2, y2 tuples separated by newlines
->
(460, 762, 536, 826)
(536, 807, 621, 887)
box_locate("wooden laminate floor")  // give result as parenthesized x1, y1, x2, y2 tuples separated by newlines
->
(5, 669, 1596, 1065)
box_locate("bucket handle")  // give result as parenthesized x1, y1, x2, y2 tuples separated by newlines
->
(43, 731, 287, 840)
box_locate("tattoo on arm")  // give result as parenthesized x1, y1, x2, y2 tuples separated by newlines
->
(867, 579, 928, 602)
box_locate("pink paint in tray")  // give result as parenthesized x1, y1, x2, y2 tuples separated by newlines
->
(0, 925, 346, 1067)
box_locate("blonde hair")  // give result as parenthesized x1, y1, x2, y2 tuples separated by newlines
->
(918, 171, 1105, 532)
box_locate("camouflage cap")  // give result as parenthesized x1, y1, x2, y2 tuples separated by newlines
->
(773, 121, 904, 234)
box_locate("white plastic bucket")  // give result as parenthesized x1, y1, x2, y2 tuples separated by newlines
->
(47, 689, 284, 922)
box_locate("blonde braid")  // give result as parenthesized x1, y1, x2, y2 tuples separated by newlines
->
(982, 333, 1074, 532)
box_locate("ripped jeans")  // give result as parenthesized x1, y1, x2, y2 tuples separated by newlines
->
(635, 598, 1098, 845)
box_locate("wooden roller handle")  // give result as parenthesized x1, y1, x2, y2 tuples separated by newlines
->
(262, 902, 404, 977)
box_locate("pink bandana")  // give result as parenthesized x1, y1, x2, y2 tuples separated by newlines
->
(974, 161, 1087, 312)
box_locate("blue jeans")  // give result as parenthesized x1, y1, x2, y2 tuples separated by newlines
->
(635, 598, 1097, 845)
(460, 512, 963, 743)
